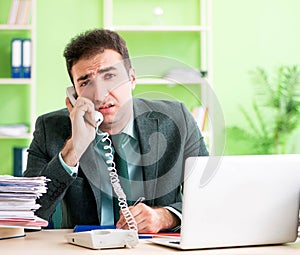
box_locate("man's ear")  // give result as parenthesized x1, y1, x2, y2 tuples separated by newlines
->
(129, 67, 136, 90)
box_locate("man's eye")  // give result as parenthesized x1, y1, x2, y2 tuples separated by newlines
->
(103, 73, 116, 80)
(80, 80, 90, 87)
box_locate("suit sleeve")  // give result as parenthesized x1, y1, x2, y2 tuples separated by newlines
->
(163, 103, 208, 221)
(24, 113, 75, 222)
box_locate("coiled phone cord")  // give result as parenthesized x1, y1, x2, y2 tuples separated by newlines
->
(98, 130, 138, 232)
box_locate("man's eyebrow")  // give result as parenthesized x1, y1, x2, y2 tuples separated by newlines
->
(76, 66, 118, 83)
(97, 66, 117, 74)
(77, 73, 92, 83)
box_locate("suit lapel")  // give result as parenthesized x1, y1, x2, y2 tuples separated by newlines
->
(133, 99, 159, 205)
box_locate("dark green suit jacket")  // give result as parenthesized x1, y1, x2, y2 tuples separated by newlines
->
(25, 98, 208, 228)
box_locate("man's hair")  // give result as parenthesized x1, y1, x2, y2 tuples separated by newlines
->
(63, 29, 132, 84)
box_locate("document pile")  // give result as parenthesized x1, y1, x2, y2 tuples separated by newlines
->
(0, 175, 48, 229)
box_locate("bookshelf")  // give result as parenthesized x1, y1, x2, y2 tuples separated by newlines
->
(0, 0, 36, 173)
(102, 0, 213, 150)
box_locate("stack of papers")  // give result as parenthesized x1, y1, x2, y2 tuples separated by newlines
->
(0, 175, 48, 228)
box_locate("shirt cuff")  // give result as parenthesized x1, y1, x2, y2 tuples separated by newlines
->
(164, 206, 182, 232)
(58, 152, 79, 177)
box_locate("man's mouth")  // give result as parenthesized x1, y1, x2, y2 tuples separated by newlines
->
(98, 103, 115, 114)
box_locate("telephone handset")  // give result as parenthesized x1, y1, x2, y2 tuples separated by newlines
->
(66, 86, 103, 128)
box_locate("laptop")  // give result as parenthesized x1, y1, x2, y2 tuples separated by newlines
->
(150, 154, 300, 250)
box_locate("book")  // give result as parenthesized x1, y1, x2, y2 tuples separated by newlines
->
(0, 226, 25, 240)
(15, 0, 25, 25)
(16, 0, 31, 25)
(8, 0, 32, 25)
(20, 0, 32, 25)
(7, 0, 20, 25)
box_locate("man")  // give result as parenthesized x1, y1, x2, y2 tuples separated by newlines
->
(24, 29, 208, 233)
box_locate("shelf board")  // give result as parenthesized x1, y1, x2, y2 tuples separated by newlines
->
(108, 25, 209, 32)
(136, 77, 206, 85)
(0, 78, 32, 85)
(0, 133, 31, 139)
(0, 24, 32, 30)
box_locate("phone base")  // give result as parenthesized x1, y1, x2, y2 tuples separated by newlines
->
(65, 229, 139, 249)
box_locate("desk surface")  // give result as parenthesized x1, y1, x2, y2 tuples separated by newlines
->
(1, 229, 300, 255)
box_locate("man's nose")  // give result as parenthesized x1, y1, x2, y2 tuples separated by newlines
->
(93, 82, 109, 102)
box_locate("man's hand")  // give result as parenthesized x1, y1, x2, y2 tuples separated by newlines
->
(61, 97, 97, 166)
(116, 203, 180, 233)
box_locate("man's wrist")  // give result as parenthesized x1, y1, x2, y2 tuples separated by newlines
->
(164, 206, 181, 232)
(157, 207, 181, 231)
(61, 139, 79, 166)
(58, 152, 79, 177)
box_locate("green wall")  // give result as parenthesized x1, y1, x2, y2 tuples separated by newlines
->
(36, 0, 102, 115)
(213, 0, 300, 127)
(212, 0, 300, 153)
(1, 0, 300, 174)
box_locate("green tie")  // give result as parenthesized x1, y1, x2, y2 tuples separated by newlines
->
(111, 133, 132, 222)
(95, 134, 114, 226)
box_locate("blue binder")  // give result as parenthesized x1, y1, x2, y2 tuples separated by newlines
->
(11, 38, 22, 78)
(11, 38, 31, 78)
(22, 39, 31, 78)
(13, 147, 29, 177)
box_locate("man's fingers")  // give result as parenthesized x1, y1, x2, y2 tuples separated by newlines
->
(65, 97, 73, 113)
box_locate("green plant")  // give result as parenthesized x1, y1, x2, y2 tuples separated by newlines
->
(240, 65, 300, 154)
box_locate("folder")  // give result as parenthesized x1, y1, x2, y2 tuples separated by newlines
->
(74, 225, 116, 232)
(22, 39, 31, 78)
(11, 39, 22, 78)
(13, 147, 29, 177)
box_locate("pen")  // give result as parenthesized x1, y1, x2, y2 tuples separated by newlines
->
(133, 196, 145, 206)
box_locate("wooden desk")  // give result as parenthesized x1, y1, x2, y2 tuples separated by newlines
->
(1, 229, 299, 255)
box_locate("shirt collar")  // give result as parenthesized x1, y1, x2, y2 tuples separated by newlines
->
(120, 113, 136, 140)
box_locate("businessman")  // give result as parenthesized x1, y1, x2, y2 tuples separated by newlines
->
(24, 29, 208, 233)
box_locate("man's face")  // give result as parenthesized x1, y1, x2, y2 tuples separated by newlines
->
(71, 49, 136, 134)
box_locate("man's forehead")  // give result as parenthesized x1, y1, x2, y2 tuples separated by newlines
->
(73, 53, 126, 79)
(90, 49, 123, 63)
